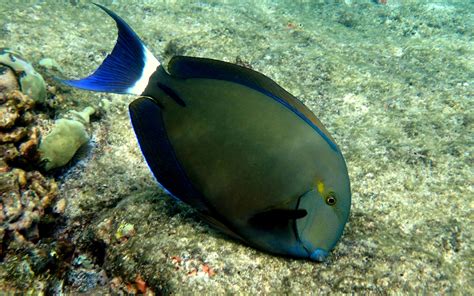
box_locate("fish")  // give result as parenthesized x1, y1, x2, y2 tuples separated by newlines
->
(61, 4, 351, 262)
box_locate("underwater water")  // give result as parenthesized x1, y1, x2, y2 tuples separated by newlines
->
(0, 0, 472, 294)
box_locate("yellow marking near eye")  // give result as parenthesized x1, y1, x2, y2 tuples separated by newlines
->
(316, 180, 325, 195)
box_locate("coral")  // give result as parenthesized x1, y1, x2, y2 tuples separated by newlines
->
(67, 106, 95, 125)
(38, 114, 91, 171)
(67, 254, 109, 293)
(0, 48, 98, 295)
(0, 104, 20, 129)
(1, 51, 93, 173)
(0, 54, 66, 262)
(37, 105, 94, 172)
(0, 65, 19, 98)
(0, 48, 47, 104)
(0, 91, 38, 173)
(0, 91, 35, 153)
(38, 58, 63, 72)
(0, 88, 60, 255)
(115, 222, 136, 241)
(0, 127, 28, 144)
(0, 169, 58, 245)
(0, 91, 36, 157)
(0, 44, 100, 294)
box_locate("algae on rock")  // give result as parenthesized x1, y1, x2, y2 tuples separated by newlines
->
(39, 107, 95, 171)
(0, 49, 47, 104)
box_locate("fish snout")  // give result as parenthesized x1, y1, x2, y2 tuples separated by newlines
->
(309, 248, 329, 262)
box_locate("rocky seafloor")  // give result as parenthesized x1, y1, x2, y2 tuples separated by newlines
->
(0, 0, 472, 294)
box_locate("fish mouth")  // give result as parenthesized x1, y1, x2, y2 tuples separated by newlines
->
(309, 248, 328, 261)
(295, 189, 337, 261)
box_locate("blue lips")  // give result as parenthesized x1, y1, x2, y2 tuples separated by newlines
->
(310, 248, 328, 262)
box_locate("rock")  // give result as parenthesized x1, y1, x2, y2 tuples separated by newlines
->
(6, 90, 34, 112)
(0, 105, 19, 129)
(0, 143, 19, 162)
(67, 106, 95, 125)
(19, 128, 39, 162)
(38, 58, 63, 72)
(0, 171, 22, 222)
(0, 64, 19, 97)
(53, 198, 66, 214)
(0, 127, 28, 143)
(115, 223, 136, 240)
(0, 48, 47, 104)
(38, 118, 89, 171)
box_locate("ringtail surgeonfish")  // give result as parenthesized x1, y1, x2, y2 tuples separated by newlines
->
(62, 4, 351, 262)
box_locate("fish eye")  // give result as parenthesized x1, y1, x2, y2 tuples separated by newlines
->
(325, 192, 337, 206)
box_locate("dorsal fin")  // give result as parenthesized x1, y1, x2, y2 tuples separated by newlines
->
(168, 56, 338, 151)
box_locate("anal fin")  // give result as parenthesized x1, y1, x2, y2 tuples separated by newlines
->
(129, 97, 247, 240)
(129, 97, 206, 210)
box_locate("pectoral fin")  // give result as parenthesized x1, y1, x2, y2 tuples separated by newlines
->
(249, 209, 307, 230)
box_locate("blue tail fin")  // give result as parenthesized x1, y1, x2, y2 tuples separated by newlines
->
(61, 4, 160, 95)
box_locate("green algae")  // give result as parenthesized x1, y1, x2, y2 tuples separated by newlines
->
(38, 106, 95, 171)
(39, 118, 89, 171)
(38, 107, 95, 171)
(39, 58, 63, 72)
(115, 222, 135, 240)
(0, 48, 47, 104)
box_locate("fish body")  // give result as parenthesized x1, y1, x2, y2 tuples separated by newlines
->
(62, 4, 351, 261)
